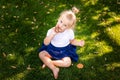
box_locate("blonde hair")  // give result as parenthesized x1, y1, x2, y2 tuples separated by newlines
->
(59, 7, 79, 29)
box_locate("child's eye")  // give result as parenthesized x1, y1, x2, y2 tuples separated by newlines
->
(64, 24, 67, 27)
(60, 20, 62, 23)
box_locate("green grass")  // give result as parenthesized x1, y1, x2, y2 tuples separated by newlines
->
(0, 0, 120, 80)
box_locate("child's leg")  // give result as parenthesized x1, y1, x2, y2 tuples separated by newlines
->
(40, 52, 51, 69)
(39, 51, 59, 79)
(52, 57, 71, 67)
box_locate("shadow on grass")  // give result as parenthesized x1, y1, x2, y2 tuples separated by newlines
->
(0, 0, 120, 80)
(76, 0, 120, 80)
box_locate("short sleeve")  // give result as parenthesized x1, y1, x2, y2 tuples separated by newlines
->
(69, 29, 74, 40)
(46, 29, 52, 36)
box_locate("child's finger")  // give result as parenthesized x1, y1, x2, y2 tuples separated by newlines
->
(79, 40, 85, 46)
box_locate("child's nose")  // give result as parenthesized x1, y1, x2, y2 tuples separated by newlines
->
(58, 25, 62, 30)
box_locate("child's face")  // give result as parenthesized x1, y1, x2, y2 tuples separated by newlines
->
(55, 16, 72, 33)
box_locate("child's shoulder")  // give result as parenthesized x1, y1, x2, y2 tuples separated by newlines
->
(47, 27, 54, 31)
(66, 29, 74, 33)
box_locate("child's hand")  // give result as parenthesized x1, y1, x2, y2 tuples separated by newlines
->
(79, 40, 85, 47)
(55, 26, 59, 33)
(55, 25, 62, 33)
(51, 27, 57, 35)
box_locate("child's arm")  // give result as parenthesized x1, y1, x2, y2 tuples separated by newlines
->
(44, 27, 57, 45)
(70, 39, 85, 47)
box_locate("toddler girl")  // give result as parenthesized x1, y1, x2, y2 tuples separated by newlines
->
(38, 7, 85, 79)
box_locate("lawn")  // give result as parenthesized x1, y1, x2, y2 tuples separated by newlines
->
(0, 0, 120, 80)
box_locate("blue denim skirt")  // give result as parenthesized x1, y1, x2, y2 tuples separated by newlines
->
(38, 43, 78, 62)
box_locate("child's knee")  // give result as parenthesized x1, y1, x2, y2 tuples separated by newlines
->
(63, 58, 71, 67)
(39, 51, 46, 58)
(39, 52, 42, 58)
(39, 51, 51, 58)
(65, 61, 71, 67)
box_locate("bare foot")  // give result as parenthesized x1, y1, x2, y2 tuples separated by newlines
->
(52, 67, 59, 79)
(42, 64, 46, 69)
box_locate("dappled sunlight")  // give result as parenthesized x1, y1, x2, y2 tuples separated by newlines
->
(6, 53, 17, 61)
(15, 72, 25, 79)
(2, 5, 6, 9)
(47, 8, 55, 14)
(108, 11, 120, 22)
(91, 31, 100, 39)
(106, 24, 120, 45)
(0, 0, 120, 80)
(23, 20, 35, 25)
(17, 56, 25, 65)
(58, 4, 66, 8)
(105, 62, 120, 71)
(25, 47, 36, 53)
(92, 14, 100, 20)
(75, 24, 92, 39)
(75, 25, 82, 30)
(32, 25, 39, 30)
(98, 17, 116, 27)
(80, 53, 97, 61)
(6, 52, 25, 66)
(8, 32, 16, 37)
(83, 0, 98, 6)
(79, 40, 113, 61)
(97, 41, 113, 55)
(5, 70, 29, 80)
(103, 7, 109, 11)
(96, 6, 119, 27)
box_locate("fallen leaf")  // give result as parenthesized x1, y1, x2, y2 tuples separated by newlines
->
(11, 66, 16, 69)
(77, 63, 84, 69)
(2, 52, 6, 58)
(27, 65, 31, 70)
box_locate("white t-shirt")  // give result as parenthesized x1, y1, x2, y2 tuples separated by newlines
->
(47, 29, 74, 47)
